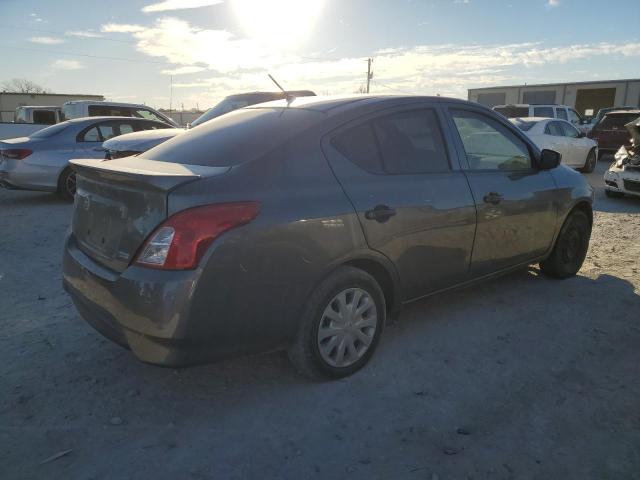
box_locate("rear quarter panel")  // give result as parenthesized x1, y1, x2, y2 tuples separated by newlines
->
(167, 132, 374, 355)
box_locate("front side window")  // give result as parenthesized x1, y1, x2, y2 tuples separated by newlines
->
(533, 106, 554, 118)
(556, 108, 568, 120)
(451, 109, 531, 171)
(560, 122, 580, 138)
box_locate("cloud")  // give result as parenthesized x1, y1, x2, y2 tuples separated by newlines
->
(52, 59, 83, 70)
(29, 36, 64, 45)
(453, 0, 470, 4)
(66, 30, 103, 38)
(105, 17, 640, 103)
(101, 23, 146, 33)
(142, 0, 223, 12)
(29, 13, 44, 23)
(548, 0, 559, 6)
(161, 66, 208, 75)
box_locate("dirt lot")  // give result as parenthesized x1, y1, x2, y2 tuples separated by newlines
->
(1, 159, 639, 480)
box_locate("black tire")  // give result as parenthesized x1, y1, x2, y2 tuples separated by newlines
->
(579, 149, 597, 174)
(57, 167, 76, 201)
(604, 189, 624, 198)
(540, 209, 591, 279)
(288, 266, 386, 380)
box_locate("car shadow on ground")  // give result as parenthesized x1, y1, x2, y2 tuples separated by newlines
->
(60, 264, 640, 397)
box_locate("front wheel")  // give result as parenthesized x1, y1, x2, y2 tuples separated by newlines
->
(288, 266, 385, 380)
(579, 149, 597, 174)
(540, 209, 591, 279)
(57, 167, 76, 201)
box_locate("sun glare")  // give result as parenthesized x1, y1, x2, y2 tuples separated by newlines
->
(232, 0, 324, 50)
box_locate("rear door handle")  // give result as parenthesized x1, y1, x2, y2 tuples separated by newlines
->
(365, 204, 396, 222)
(483, 192, 503, 205)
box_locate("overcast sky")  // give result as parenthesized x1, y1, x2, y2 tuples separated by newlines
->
(1, 0, 639, 110)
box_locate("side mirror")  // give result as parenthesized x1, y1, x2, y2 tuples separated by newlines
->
(538, 149, 561, 170)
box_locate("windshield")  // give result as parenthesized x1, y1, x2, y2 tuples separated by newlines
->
(191, 98, 252, 127)
(494, 106, 529, 118)
(600, 114, 640, 129)
(29, 122, 69, 138)
(511, 120, 538, 131)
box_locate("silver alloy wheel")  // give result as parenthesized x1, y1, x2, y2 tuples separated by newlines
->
(317, 287, 378, 368)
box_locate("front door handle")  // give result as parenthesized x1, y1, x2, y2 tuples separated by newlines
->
(483, 192, 503, 205)
(365, 204, 396, 222)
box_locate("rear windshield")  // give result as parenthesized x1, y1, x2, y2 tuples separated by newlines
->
(30, 122, 69, 138)
(511, 120, 538, 131)
(141, 107, 324, 166)
(600, 114, 640, 129)
(493, 107, 529, 118)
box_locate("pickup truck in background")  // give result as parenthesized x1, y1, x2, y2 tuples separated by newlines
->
(61, 101, 179, 127)
(0, 100, 179, 140)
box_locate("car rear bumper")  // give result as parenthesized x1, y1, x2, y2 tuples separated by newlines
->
(62, 233, 228, 366)
(0, 158, 59, 191)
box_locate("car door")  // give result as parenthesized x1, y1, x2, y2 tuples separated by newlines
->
(559, 121, 585, 167)
(322, 105, 477, 301)
(543, 121, 571, 162)
(445, 106, 558, 276)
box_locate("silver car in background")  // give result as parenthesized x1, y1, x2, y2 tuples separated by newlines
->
(0, 116, 174, 199)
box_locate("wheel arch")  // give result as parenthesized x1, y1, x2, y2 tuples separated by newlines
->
(342, 256, 400, 317)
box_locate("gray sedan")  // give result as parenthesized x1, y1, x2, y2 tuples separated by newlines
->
(63, 95, 594, 379)
(0, 116, 174, 199)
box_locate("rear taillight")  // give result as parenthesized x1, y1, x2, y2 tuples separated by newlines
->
(134, 202, 260, 270)
(1, 148, 32, 160)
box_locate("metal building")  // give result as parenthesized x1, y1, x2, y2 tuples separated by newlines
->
(0, 92, 104, 122)
(468, 79, 640, 117)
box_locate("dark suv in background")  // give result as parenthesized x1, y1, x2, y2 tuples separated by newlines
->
(588, 110, 640, 158)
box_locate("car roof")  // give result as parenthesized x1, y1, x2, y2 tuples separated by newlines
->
(494, 104, 567, 108)
(63, 100, 147, 108)
(225, 90, 316, 100)
(246, 94, 470, 114)
(605, 110, 640, 116)
(65, 116, 165, 124)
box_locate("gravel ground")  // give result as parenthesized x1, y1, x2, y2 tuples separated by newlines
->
(1, 159, 639, 480)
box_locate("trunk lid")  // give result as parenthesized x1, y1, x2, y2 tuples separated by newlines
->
(70, 157, 229, 272)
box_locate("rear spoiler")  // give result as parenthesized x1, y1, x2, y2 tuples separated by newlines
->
(70, 158, 230, 192)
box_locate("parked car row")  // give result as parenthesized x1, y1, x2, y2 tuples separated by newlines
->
(60, 95, 594, 379)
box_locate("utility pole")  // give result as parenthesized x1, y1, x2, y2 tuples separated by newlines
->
(169, 75, 173, 115)
(366, 57, 373, 94)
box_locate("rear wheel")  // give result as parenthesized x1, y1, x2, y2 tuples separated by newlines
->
(579, 149, 597, 174)
(57, 167, 76, 201)
(540, 209, 591, 279)
(288, 266, 385, 380)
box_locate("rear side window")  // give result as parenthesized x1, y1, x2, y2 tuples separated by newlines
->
(372, 109, 449, 173)
(533, 107, 554, 118)
(332, 123, 384, 173)
(333, 109, 449, 174)
(133, 108, 166, 123)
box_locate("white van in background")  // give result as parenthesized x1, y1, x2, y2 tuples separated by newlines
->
(493, 104, 590, 132)
(61, 101, 179, 127)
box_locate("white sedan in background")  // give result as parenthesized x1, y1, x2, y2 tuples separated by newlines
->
(510, 117, 598, 173)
